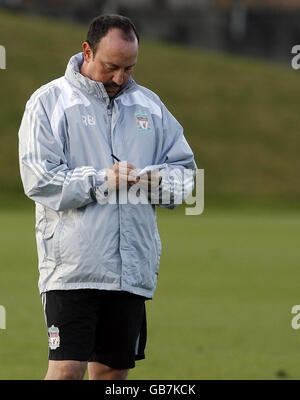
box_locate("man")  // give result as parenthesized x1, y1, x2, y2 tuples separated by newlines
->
(18, 14, 196, 380)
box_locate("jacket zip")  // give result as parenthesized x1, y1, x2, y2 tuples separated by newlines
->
(106, 96, 123, 291)
(96, 83, 114, 153)
(108, 100, 124, 291)
(107, 101, 114, 155)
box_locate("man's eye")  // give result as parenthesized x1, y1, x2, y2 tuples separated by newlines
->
(105, 65, 134, 72)
(105, 65, 116, 71)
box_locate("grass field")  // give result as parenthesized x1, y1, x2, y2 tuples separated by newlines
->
(0, 205, 299, 380)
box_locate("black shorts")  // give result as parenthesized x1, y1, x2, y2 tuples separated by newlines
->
(42, 289, 148, 370)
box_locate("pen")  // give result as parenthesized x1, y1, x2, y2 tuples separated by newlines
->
(111, 153, 138, 186)
(111, 153, 121, 162)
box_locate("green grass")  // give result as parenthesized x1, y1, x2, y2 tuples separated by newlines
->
(0, 8, 299, 204)
(0, 206, 300, 379)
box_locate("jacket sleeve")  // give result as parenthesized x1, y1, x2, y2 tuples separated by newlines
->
(18, 97, 109, 211)
(150, 103, 197, 209)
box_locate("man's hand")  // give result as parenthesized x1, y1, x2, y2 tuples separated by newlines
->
(106, 161, 139, 190)
(137, 169, 162, 192)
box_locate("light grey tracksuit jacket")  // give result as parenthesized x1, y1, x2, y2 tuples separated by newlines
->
(18, 52, 196, 299)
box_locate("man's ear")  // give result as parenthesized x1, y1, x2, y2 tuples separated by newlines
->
(82, 42, 93, 63)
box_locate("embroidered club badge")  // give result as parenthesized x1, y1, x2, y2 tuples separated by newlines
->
(136, 113, 151, 132)
(48, 325, 60, 350)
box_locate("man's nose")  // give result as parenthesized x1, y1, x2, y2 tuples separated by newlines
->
(112, 70, 124, 86)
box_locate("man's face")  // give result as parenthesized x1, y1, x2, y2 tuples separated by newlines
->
(81, 28, 138, 98)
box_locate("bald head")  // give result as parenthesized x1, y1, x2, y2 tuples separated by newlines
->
(86, 14, 139, 57)
(80, 27, 138, 98)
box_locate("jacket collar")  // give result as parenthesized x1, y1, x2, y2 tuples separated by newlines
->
(65, 52, 137, 104)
